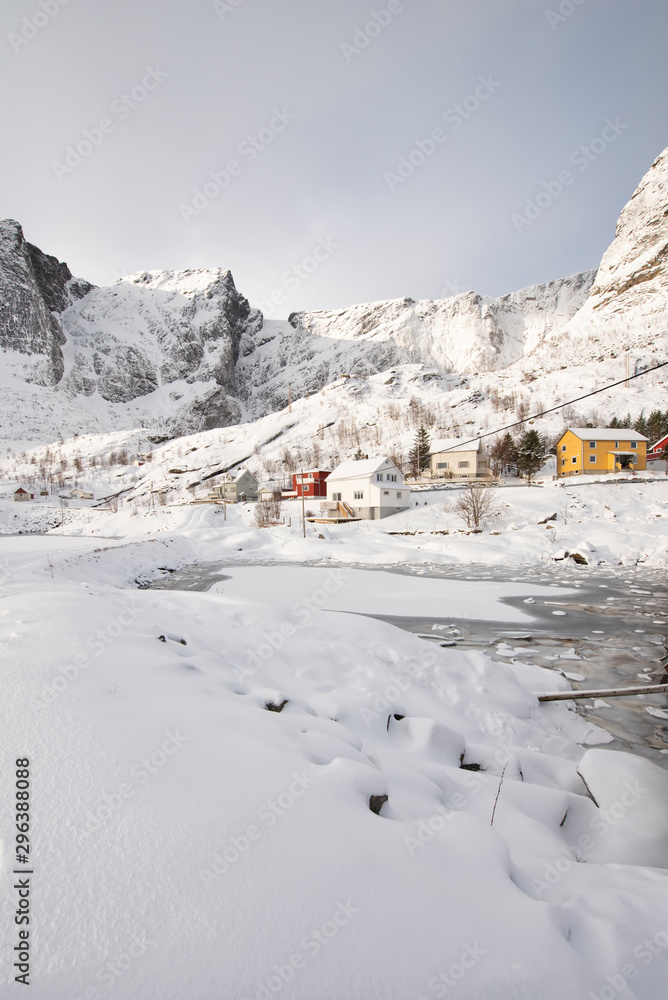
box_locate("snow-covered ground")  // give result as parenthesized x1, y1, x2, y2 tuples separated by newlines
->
(1, 466, 668, 998)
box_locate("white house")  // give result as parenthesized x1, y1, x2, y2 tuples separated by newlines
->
(324, 457, 410, 519)
(430, 438, 490, 479)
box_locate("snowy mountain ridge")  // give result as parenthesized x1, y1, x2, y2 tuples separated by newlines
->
(1, 145, 667, 447)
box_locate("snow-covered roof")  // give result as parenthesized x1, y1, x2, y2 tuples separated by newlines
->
(430, 437, 481, 454)
(231, 468, 257, 482)
(567, 428, 649, 442)
(649, 433, 668, 450)
(327, 457, 396, 481)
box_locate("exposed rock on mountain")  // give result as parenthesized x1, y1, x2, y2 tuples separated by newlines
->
(0, 145, 667, 445)
(0, 220, 76, 386)
(61, 269, 261, 424)
(547, 148, 668, 363)
(285, 270, 595, 377)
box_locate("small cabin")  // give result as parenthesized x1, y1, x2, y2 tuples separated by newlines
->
(70, 489, 94, 500)
(14, 488, 34, 502)
(257, 483, 283, 502)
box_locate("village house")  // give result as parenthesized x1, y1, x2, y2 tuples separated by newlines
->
(430, 438, 491, 480)
(556, 428, 648, 477)
(292, 469, 330, 499)
(257, 483, 283, 502)
(13, 487, 34, 502)
(647, 432, 668, 472)
(70, 489, 94, 500)
(210, 469, 259, 502)
(322, 457, 410, 520)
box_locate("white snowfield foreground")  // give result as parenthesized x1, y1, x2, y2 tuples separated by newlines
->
(1, 526, 668, 1000)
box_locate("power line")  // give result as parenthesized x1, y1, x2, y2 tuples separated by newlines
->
(425, 358, 668, 456)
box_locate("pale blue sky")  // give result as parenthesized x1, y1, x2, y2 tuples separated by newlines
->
(1, 0, 666, 316)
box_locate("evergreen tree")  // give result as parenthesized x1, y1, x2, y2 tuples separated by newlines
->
(409, 425, 431, 476)
(646, 410, 667, 444)
(353, 447, 365, 460)
(516, 429, 546, 483)
(633, 412, 648, 437)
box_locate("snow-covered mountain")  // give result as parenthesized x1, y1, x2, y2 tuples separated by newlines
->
(1, 145, 667, 446)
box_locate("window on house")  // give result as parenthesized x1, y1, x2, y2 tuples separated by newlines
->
(396, 492, 401, 498)
(437, 462, 449, 469)
(589, 456, 596, 463)
(589, 442, 596, 448)
(615, 441, 620, 449)
(354, 491, 364, 499)
(572, 456, 577, 464)
(458, 461, 469, 468)
(383, 490, 390, 495)
(332, 492, 341, 501)
(376, 474, 383, 482)
(561, 459, 565, 467)
(631, 441, 637, 449)
(561, 445, 566, 452)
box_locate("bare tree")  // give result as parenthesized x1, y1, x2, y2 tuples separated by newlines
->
(453, 482, 500, 530)
(254, 499, 283, 528)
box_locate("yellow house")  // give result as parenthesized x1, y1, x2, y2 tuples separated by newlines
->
(557, 428, 648, 477)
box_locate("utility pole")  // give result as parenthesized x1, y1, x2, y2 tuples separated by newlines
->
(300, 468, 306, 538)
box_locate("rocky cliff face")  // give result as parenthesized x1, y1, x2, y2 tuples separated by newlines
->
(0, 220, 81, 386)
(1, 144, 667, 444)
(283, 270, 596, 379)
(61, 268, 261, 431)
(542, 147, 668, 364)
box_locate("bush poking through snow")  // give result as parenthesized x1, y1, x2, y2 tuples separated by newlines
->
(254, 499, 283, 528)
(453, 482, 501, 530)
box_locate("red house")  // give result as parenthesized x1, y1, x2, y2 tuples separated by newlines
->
(648, 433, 668, 457)
(292, 469, 330, 498)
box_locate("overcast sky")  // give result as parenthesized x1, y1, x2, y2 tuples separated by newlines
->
(2, 0, 666, 317)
